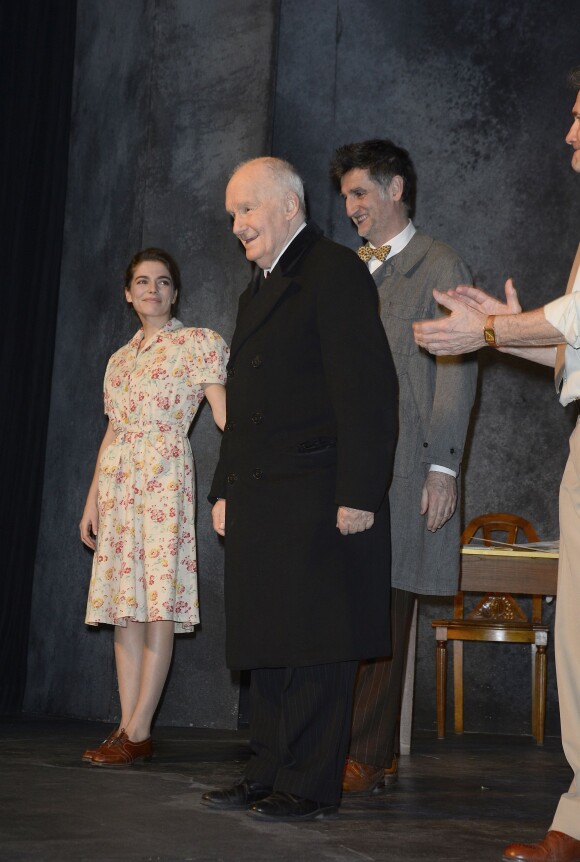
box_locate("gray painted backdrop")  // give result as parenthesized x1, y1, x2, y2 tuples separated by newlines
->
(26, 0, 580, 739)
(25, 0, 278, 728)
(273, 0, 580, 736)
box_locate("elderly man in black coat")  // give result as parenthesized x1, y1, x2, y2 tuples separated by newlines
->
(201, 157, 398, 822)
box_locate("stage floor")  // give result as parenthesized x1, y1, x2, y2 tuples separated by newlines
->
(0, 717, 570, 861)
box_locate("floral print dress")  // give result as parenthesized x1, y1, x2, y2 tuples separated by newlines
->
(85, 318, 228, 632)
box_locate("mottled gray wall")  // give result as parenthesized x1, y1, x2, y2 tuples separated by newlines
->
(273, 0, 580, 737)
(26, 0, 580, 739)
(25, 0, 278, 727)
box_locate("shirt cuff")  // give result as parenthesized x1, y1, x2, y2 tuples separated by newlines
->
(544, 294, 580, 348)
(429, 464, 457, 478)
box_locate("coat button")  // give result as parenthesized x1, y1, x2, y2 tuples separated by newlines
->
(251, 355, 263, 368)
(252, 468, 263, 479)
(227, 472, 238, 484)
(227, 366, 236, 378)
(423, 442, 428, 448)
(450, 448, 455, 454)
(251, 411, 263, 425)
(224, 420, 235, 432)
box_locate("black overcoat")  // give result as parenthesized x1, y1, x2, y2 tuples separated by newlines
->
(210, 223, 398, 669)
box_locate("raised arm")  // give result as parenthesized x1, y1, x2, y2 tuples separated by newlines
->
(446, 280, 557, 365)
(413, 281, 563, 364)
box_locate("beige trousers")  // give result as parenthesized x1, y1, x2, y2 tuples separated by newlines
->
(550, 419, 580, 839)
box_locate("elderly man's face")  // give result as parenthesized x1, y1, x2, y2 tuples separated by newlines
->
(226, 163, 297, 270)
(566, 90, 580, 174)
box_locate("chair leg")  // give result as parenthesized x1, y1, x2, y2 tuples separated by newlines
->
(453, 640, 464, 735)
(435, 638, 447, 739)
(535, 643, 547, 746)
(531, 644, 537, 739)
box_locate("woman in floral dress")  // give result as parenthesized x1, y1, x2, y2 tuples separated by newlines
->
(79, 248, 228, 766)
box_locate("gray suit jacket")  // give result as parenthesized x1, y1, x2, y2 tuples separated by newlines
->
(374, 229, 477, 595)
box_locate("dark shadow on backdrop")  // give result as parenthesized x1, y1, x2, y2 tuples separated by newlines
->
(0, 0, 77, 714)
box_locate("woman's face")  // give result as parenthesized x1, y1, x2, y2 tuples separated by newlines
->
(125, 260, 177, 325)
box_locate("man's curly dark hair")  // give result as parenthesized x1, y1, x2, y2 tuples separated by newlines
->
(568, 65, 580, 89)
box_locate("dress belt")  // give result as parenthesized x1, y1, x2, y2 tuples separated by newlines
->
(116, 421, 185, 438)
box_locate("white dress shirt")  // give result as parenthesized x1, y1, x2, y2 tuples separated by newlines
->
(264, 221, 307, 276)
(544, 266, 580, 405)
(368, 220, 416, 274)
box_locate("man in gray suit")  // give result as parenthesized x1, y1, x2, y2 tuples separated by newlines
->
(330, 139, 477, 794)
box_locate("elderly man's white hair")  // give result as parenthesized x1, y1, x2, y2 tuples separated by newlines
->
(231, 156, 306, 214)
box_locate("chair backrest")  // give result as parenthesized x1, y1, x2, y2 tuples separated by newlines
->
(456, 513, 541, 623)
(460, 513, 539, 547)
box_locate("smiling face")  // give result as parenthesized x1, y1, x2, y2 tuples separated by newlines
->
(225, 161, 300, 270)
(125, 260, 177, 326)
(340, 167, 408, 247)
(566, 90, 580, 174)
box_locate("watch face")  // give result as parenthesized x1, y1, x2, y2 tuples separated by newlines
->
(484, 328, 496, 345)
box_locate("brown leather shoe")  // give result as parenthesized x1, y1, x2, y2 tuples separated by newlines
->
(383, 755, 398, 787)
(342, 756, 397, 795)
(502, 831, 580, 861)
(81, 729, 120, 762)
(90, 730, 152, 767)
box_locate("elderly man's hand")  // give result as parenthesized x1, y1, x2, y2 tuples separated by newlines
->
(413, 279, 523, 355)
(413, 288, 487, 355)
(420, 472, 457, 532)
(337, 506, 374, 535)
(212, 499, 226, 536)
(448, 278, 522, 316)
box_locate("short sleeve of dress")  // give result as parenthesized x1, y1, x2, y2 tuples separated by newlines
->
(185, 328, 229, 386)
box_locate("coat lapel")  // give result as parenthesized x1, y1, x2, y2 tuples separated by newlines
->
(229, 222, 322, 362)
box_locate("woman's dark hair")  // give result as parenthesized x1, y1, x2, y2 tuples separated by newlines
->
(124, 247, 182, 298)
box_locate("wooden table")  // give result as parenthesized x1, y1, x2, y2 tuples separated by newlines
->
(459, 547, 559, 595)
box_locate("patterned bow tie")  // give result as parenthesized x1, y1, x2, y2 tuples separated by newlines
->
(357, 243, 391, 263)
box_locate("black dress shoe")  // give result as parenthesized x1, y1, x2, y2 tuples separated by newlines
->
(201, 779, 272, 809)
(248, 791, 338, 822)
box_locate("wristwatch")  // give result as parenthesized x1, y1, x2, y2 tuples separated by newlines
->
(483, 315, 498, 347)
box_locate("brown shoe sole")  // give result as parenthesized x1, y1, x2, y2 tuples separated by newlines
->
(343, 771, 398, 796)
(90, 754, 152, 768)
(81, 730, 119, 763)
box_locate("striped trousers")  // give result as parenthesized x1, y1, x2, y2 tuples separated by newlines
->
(245, 661, 358, 805)
(348, 587, 416, 768)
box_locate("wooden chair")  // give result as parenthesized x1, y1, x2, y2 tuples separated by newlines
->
(432, 513, 550, 744)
